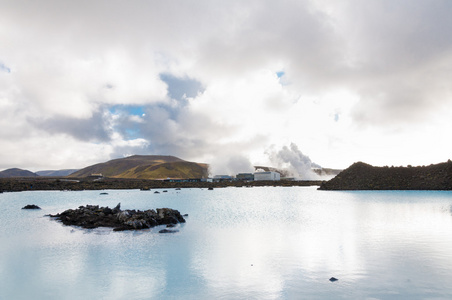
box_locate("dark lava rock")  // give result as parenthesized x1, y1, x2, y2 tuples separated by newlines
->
(183, 214, 188, 217)
(22, 204, 41, 209)
(159, 229, 179, 233)
(113, 203, 121, 213)
(329, 277, 338, 282)
(208, 187, 214, 190)
(154, 191, 160, 194)
(319, 160, 452, 190)
(48, 203, 186, 231)
(100, 192, 108, 195)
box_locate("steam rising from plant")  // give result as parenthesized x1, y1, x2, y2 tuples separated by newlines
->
(267, 143, 321, 180)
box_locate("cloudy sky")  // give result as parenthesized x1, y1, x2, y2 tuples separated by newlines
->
(1, 0, 451, 174)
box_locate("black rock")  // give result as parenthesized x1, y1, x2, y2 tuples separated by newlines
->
(100, 192, 108, 195)
(183, 214, 188, 217)
(113, 203, 121, 213)
(22, 204, 41, 209)
(48, 204, 186, 231)
(329, 277, 338, 282)
(208, 187, 214, 190)
(154, 191, 160, 194)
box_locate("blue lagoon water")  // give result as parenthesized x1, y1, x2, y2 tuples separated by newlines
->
(2, 187, 452, 299)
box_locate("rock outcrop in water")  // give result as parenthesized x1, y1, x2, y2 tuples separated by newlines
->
(319, 160, 452, 190)
(329, 277, 338, 282)
(22, 204, 41, 209)
(48, 203, 186, 231)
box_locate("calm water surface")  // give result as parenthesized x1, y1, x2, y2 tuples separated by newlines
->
(1, 187, 452, 299)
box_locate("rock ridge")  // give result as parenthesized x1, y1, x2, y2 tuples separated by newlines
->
(319, 160, 452, 190)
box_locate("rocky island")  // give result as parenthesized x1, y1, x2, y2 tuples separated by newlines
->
(48, 203, 186, 231)
(319, 160, 452, 190)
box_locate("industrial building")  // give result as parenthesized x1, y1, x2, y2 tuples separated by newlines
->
(253, 171, 280, 181)
(236, 173, 254, 181)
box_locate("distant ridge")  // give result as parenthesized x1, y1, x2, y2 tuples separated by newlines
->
(69, 155, 209, 179)
(36, 169, 79, 177)
(319, 160, 452, 190)
(0, 168, 39, 178)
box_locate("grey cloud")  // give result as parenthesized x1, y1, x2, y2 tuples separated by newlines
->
(337, 0, 452, 126)
(107, 100, 269, 167)
(135, 103, 232, 158)
(341, 0, 452, 71)
(195, 1, 343, 85)
(160, 74, 204, 100)
(30, 111, 112, 142)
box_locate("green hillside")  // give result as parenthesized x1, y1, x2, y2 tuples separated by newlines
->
(69, 155, 208, 179)
(118, 161, 208, 179)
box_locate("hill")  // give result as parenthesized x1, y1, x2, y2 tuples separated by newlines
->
(69, 155, 209, 179)
(319, 160, 452, 190)
(0, 168, 39, 178)
(36, 169, 79, 177)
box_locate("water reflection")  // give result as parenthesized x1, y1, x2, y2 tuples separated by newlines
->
(1, 188, 452, 299)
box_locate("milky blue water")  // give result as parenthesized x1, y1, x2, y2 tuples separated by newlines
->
(2, 187, 452, 299)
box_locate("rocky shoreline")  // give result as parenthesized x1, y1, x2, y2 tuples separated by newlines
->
(0, 177, 323, 192)
(48, 203, 186, 231)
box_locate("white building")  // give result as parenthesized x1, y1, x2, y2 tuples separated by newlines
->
(254, 171, 280, 181)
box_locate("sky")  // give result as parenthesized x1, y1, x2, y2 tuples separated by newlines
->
(1, 0, 452, 175)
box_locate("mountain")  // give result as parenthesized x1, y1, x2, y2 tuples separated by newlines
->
(69, 155, 209, 179)
(0, 168, 39, 178)
(319, 160, 452, 190)
(36, 169, 79, 177)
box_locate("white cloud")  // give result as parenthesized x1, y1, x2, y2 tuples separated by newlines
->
(0, 0, 451, 171)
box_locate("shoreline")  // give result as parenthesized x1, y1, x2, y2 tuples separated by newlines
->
(0, 177, 324, 193)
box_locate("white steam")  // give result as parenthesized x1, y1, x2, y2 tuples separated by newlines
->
(267, 143, 320, 180)
(208, 154, 254, 176)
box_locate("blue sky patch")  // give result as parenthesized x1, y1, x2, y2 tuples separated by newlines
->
(334, 113, 339, 122)
(124, 128, 141, 139)
(0, 62, 11, 73)
(276, 71, 285, 78)
(109, 105, 146, 116)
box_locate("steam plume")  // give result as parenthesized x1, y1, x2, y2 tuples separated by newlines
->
(267, 143, 320, 180)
